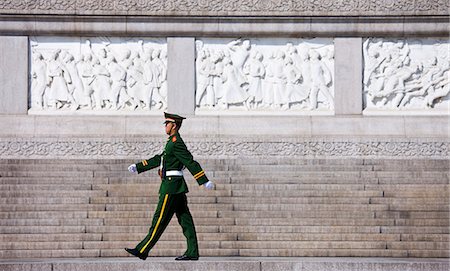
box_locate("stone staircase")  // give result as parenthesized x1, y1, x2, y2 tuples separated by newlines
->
(0, 158, 448, 259)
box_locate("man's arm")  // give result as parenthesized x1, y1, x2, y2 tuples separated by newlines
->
(134, 153, 162, 174)
(173, 141, 209, 186)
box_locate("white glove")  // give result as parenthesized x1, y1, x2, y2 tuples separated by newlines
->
(128, 164, 137, 173)
(203, 181, 215, 190)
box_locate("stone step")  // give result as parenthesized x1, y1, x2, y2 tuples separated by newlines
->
(231, 203, 388, 212)
(220, 183, 366, 190)
(0, 197, 90, 204)
(0, 249, 100, 258)
(90, 196, 217, 204)
(394, 219, 450, 227)
(0, 190, 106, 198)
(375, 211, 450, 219)
(1, 257, 448, 271)
(0, 211, 88, 219)
(101, 248, 238, 257)
(231, 190, 383, 197)
(0, 184, 93, 191)
(0, 177, 108, 185)
(217, 197, 370, 204)
(365, 184, 450, 191)
(371, 197, 450, 204)
(229, 177, 379, 184)
(83, 240, 221, 250)
(387, 241, 450, 250)
(103, 232, 237, 242)
(0, 241, 83, 250)
(381, 226, 449, 234)
(0, 171, 95, 177)
(218, 225, 381, 234)
(104, 188, 231, 197)
(88, 210, 218, 219)
(401, 233, 450, 242)
(0, 204, 105, 212)
(0, 225, 87, 234)
(220, 241, 387, 250)
(0, 218, 104, 226)
(238, 248, 409, 257)
(218, 210, 376, 219)
(85, 225, 219, 234)
(237, 233, 401, 241)
(103, 217, 235, 226)
(234, 218, 394, 226)
(103, 203, 232, 211)
(0, 233, 102, 242)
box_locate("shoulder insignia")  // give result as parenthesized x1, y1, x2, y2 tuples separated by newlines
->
(172, 136, 177, 142)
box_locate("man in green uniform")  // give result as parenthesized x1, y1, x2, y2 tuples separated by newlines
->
(124, 112, 215, 261)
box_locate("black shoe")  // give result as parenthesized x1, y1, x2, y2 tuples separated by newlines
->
(125, 248, 147, 260)
(175, 255, 199, 261)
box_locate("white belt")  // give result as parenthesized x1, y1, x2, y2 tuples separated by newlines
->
(166, 170, 183, 177)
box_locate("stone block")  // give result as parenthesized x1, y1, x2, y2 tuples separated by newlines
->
(334, 37, 363, 115)
(167, 37, 196, 116)
(0, 36, 28, 114)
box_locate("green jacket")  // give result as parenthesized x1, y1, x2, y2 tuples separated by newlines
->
(135, 132, 209, 194)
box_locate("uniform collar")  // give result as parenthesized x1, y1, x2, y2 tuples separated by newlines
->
(168, 132, 179, 141)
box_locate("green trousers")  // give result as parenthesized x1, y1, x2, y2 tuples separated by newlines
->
(135, 193, 199, 257)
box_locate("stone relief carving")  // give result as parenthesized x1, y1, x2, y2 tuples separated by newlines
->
(363, 38, 450, 111)
(0, 137, 447, 159)
(29, 37, 167, 112)
(195, 38, 334, 112)
(1, 0, 448, 16)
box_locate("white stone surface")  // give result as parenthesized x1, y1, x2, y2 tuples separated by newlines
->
(195, 38, 335, 113)
(0, 36, 28, 114)
(29, 37, 167, 113)
(334, 38, 363, 115)
(363, 38, 450, 112)
(167, 37, 196, 116)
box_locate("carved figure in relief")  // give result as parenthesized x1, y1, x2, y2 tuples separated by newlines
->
(30, 38, 167, 112)
(63, 52, 89, 108)
(31, 51, 47, 109)
(127, 53, 148, 109)
(196, 49, 210, 107)
(154, 49, 168, 104)
(364, 38, 449, 109)
(197, 50, 218, 108)
(227, 39, 251, 82)
(77, 53, 96, 109)
(195, 39, 335, 111)
(426, 67, 450, 107)
(243, 50, 265, 109)
(398, 57, 442, 107)
(46, 49, 78, 110)
(221, 57, 249, 109)
(308, 49, 334, 110)
(106, 54, 136, 110)
(91, 57, 112, 109)
(284, 56, 305, 108)
(271, 50, 289, 109)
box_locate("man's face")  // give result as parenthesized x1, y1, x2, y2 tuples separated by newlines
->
(165, 120, 175, 135)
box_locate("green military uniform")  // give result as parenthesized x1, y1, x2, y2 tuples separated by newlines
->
(128, 123, 210, 260)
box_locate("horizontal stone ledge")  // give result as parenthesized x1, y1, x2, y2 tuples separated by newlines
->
(0, 115, 449, 138)
(0, 257, 448, 271)
(0, 15, 449, 37)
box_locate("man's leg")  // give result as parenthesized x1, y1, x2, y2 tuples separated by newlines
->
(175, 194, 199, 258)
(127, 194, 175, 259)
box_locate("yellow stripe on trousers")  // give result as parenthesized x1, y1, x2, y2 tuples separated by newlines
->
(140, 194, 169, 253)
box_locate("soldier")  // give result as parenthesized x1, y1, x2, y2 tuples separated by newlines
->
(125, 112, 215, 261)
